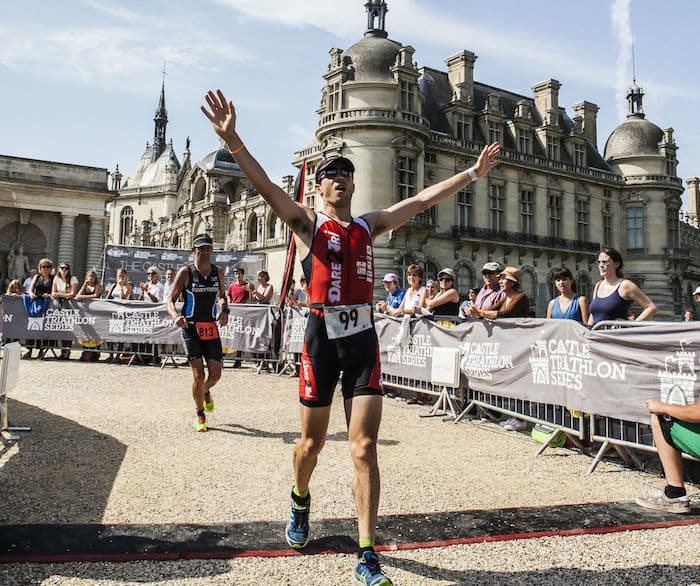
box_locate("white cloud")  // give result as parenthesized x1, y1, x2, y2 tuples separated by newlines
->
(0, 22, 251, 94)
(610, 0, 634, 122)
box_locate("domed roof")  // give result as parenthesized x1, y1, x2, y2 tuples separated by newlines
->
(124, 143, 180, 189)
(604, 116, 664, 161)
(198, 147, 241, 172)
(342, 32, 401, 83)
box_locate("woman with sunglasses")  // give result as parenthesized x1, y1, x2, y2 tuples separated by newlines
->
(588, 247, 656, 326)
(24, 259, 55, 359)
(139, 266, 164, 302)
(422, 268, 460, 317)
(51, 262, 79, 359)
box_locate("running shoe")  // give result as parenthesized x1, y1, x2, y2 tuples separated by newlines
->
(203, 393, 215, 413)
(285, 490, 310, 549)
(636, 491, 690, 514)
(503, 418, 528, 432)
(354, 550, 393, 586)
(195, 410, 207, 433)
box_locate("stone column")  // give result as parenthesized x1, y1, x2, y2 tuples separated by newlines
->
(57, 213, 77, 266)
(86, 215, 105, 272)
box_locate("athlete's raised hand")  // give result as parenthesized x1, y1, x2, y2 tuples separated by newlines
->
(473, 142, 501, 178)
(201, 89, 238, 145)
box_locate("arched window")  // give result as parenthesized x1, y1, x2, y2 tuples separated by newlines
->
(193, 177, 207, 203)
(120, 206, 133, 245)
(575, 271, 592, 301)
(520, 269, 537, 313)
(423, 260, 438, 282)
(223, 181, 241, 205)
(247, 214, 258, 243)
(268, 212, 283, 240)
(456, 264, 474, 298)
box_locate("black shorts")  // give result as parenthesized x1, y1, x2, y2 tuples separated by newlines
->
(298, 310, 382, 407)
(182, 325, 223, 363)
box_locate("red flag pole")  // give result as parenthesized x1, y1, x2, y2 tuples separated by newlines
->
(278, 160, 306, 308)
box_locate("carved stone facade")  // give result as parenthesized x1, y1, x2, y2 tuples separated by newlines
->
(0, 155, 109, 284)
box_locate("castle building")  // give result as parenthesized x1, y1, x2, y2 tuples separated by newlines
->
(0, 155, 108, 281)
(107, 0, 699, 317)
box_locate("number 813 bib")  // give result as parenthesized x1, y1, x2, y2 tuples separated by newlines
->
(323, 304, 373, 340)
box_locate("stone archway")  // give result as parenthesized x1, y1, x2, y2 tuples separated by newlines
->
(0, 221, 48, 282)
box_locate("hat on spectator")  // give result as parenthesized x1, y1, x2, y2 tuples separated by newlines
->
(437, 267, 456, 280)
(694, 286, 700, 296)
(315, 156, 355, 183)
(499, 266, 522, 284)
(192, 234, 213, 248)
(482, 261, 502, 273)
(382, 272, 399, 283)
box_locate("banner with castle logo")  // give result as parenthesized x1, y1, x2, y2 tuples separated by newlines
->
(102, 245, 267, 292)
(0, 297, 276, 353)
(376, 315, 700, 424)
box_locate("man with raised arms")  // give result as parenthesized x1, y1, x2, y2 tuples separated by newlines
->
(202, 89, 499, 585)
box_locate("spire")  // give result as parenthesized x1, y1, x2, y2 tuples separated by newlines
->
(626, 45, 644, 119)
(153, 65, 168, 160)
(364, 0, 388, 38)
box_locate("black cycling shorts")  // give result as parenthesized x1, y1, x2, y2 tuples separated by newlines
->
(298, 310, 383, 407)
(182, 325, 223, 363)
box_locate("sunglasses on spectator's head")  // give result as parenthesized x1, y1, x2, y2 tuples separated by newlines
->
(318, 167, 353, 180)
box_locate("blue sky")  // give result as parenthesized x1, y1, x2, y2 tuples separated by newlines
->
(1, 0, 698, 208)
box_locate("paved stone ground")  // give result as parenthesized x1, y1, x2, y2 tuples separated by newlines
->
(0, 356, 698, 585)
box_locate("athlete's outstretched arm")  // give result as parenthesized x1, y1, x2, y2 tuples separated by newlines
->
(366, 143, 500, 236)
(201, 89, 314, 239)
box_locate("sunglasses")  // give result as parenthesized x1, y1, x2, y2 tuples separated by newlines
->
(40, 264, 52, 269)
(59, 266, 68, 270)
(597, 259, 610, 265)
(482, 271, 497, 276)
(147, 271, 157, 275)
(318, 167, 353, 180)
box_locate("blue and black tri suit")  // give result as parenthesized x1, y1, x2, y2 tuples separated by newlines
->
(181, 263, 224, 362)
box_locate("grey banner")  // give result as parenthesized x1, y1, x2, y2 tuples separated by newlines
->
(0, 297, 276, 353)
(103, 245, 267, 290)
(376, 315, 700, 424)
(281, 306, 309, 355)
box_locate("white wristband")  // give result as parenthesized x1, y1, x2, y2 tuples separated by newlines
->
(467, 167, 477, 182)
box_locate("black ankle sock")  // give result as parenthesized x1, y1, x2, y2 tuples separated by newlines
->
(665, 484, 686, 499)
(196, 408, 205, 418)
(358, 546, 375, 559)
(291, 490, 309, 508)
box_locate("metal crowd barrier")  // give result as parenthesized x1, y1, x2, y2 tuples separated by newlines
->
(587, 319, 699, 472)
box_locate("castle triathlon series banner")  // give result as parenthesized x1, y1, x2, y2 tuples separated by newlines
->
(0, 297, 276, 353)
(375, 315, 700, 424)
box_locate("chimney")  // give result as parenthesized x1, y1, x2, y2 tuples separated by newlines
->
(687, 177, 700, 220)
(572, 101, 599, 149)
(532, 79, 561, 128)
(446, 50, 477, 103)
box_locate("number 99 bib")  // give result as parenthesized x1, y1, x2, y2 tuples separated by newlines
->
(323, 304, 373, 340)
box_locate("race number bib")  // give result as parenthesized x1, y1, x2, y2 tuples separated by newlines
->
(195, 321, 219, 341)
(324, 304, 373, 340)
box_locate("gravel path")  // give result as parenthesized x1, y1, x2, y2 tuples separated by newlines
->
(1, 357, 698, 585)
